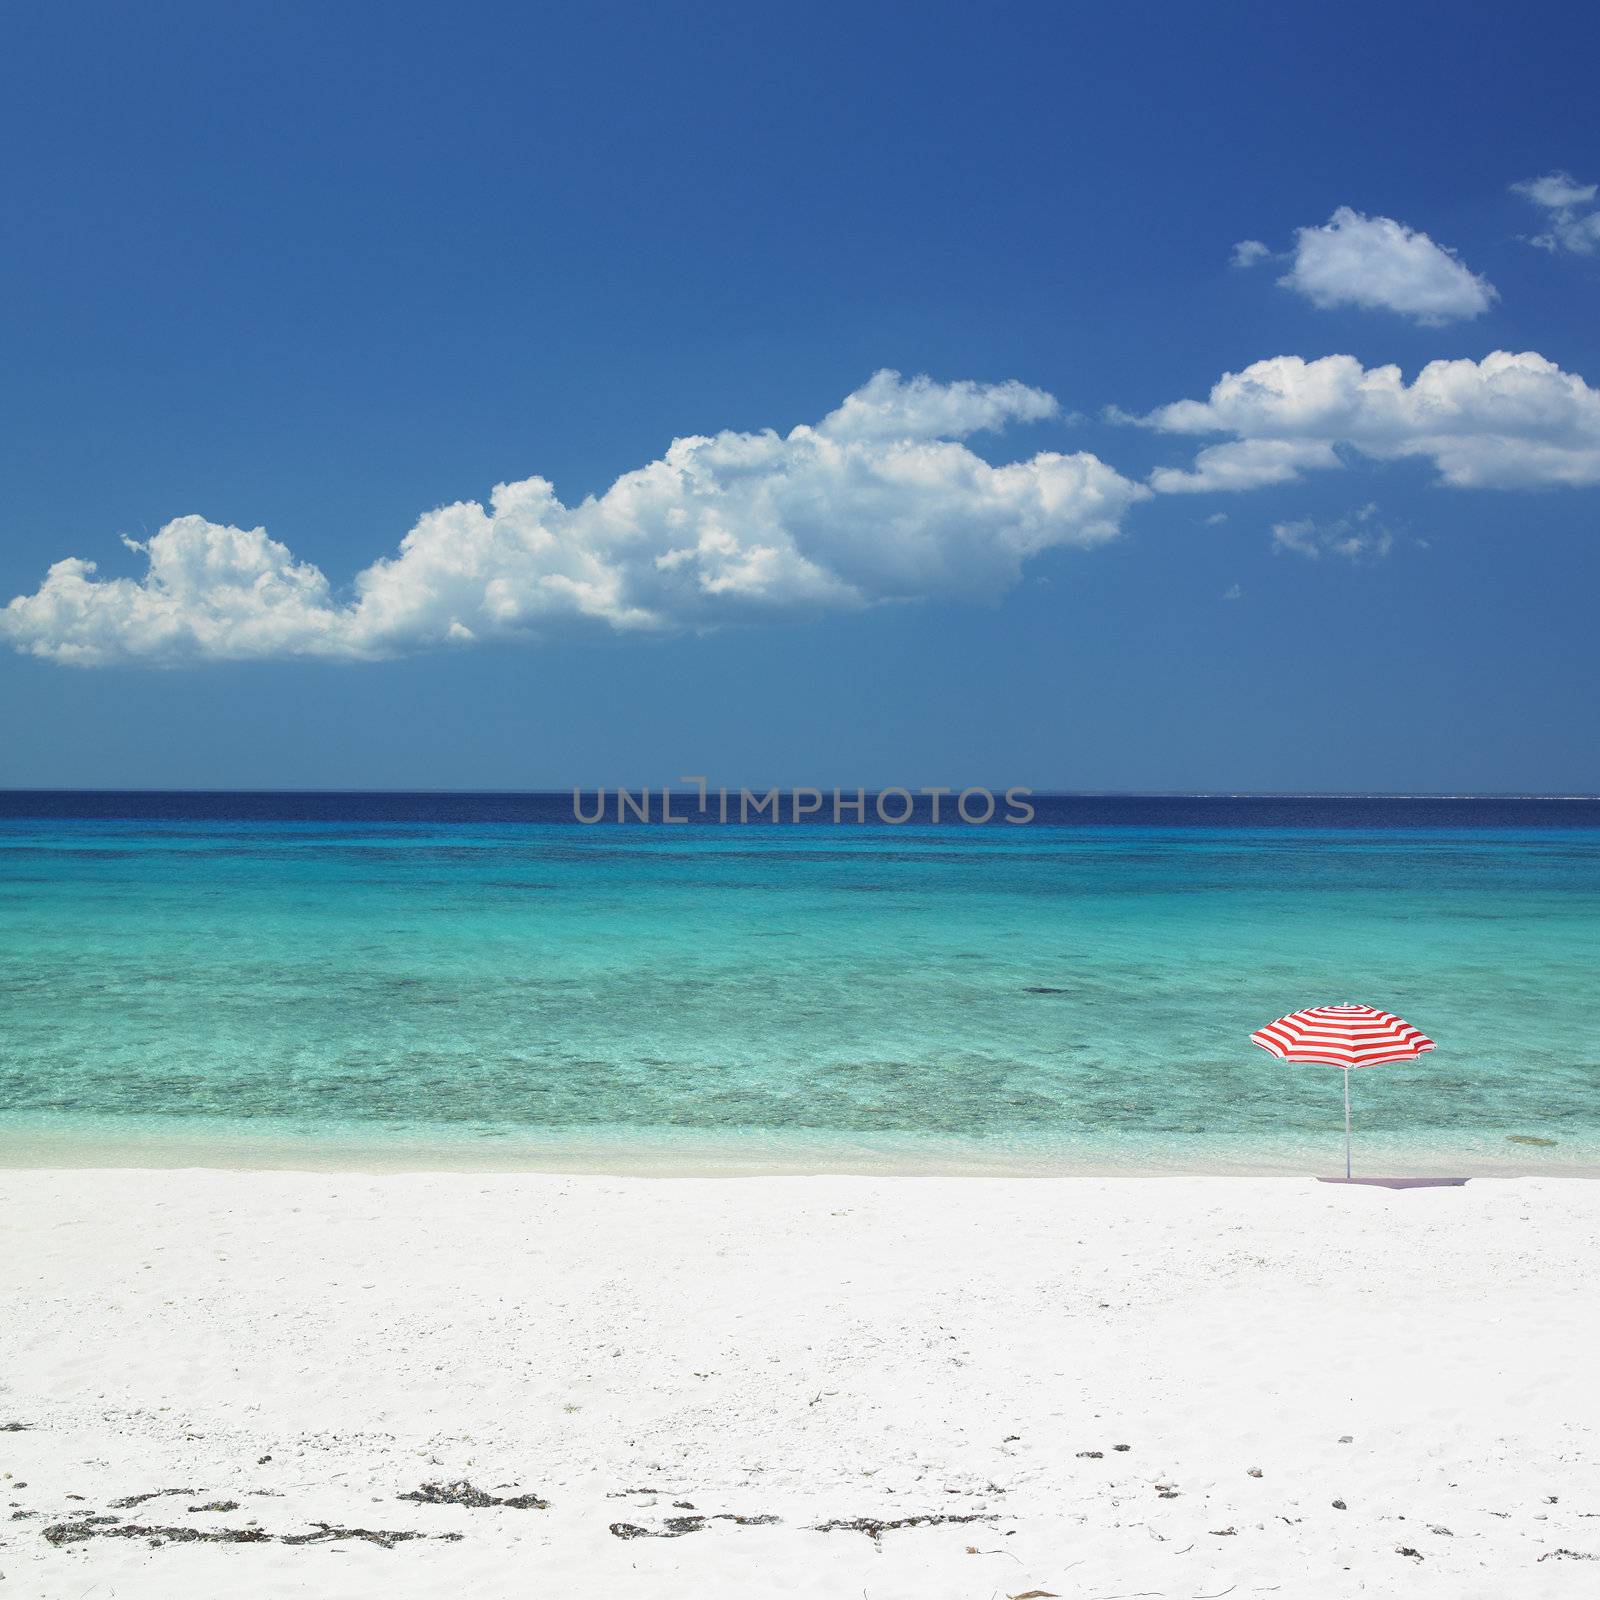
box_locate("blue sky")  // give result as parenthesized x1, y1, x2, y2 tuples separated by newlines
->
(2, 0, 1597, 791)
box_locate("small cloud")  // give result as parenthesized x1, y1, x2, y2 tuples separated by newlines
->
(1271, 503, 1395, 562)
(1151, 437, 1341, 495)
(1231, 239, 1271, 269)
(1277, 208, 1496, 324)
(1204, 511, 1229, 525)
(818, 368, 1058, 441)
(1514, 171, 1598, 210)
(1512, 170, 1600, 255)
(1222, 583, 1243, 600)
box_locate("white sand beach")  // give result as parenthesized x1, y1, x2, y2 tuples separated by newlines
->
(2, 1170, 1597, 1599)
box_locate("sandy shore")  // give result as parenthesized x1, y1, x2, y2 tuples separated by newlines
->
(1, 1171, 1597, 1598)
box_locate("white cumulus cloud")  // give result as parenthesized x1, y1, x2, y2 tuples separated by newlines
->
(1134, 350, 1600, 492)
(0, 372, 1147, 666)
(1276, 208, 1497, 324)
(1512, 170, 1600, 255)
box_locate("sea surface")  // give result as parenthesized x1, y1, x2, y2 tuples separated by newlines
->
(2, 792, 1598, 1175)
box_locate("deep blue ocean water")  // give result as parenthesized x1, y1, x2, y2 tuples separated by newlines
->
(2, 792, 1597, 1174)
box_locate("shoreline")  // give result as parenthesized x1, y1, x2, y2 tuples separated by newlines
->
(0, 1110, 1590, 1179)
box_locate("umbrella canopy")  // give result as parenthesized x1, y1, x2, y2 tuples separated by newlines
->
(1251, 1003, 1435, 1070)
(1250, 1003, 1435, 1177)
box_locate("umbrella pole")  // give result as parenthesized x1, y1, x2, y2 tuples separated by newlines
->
(1343, 1069, 1352, 1180)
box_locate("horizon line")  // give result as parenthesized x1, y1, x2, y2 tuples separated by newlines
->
(3, 788, 1600, 801)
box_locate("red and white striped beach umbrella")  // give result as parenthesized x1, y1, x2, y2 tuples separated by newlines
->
(1250, 1003, 1435, 1179)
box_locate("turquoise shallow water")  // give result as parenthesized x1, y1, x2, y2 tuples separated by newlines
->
(2, 798, 1598, 1174)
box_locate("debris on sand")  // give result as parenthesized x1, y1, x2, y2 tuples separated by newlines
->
(188, 1501, 240, 1514)
(811, 1513, 997, 1544)
(107, 1489, 201, 1509)
(610, 1516, 707, 1539)
(398, 1480, 549, 1510)
(45, 1519, 269, 1547)
(609, 1513, 781, 1539)
(282, 1523, 461, 1548)
(44, 1516, 463, 1550)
